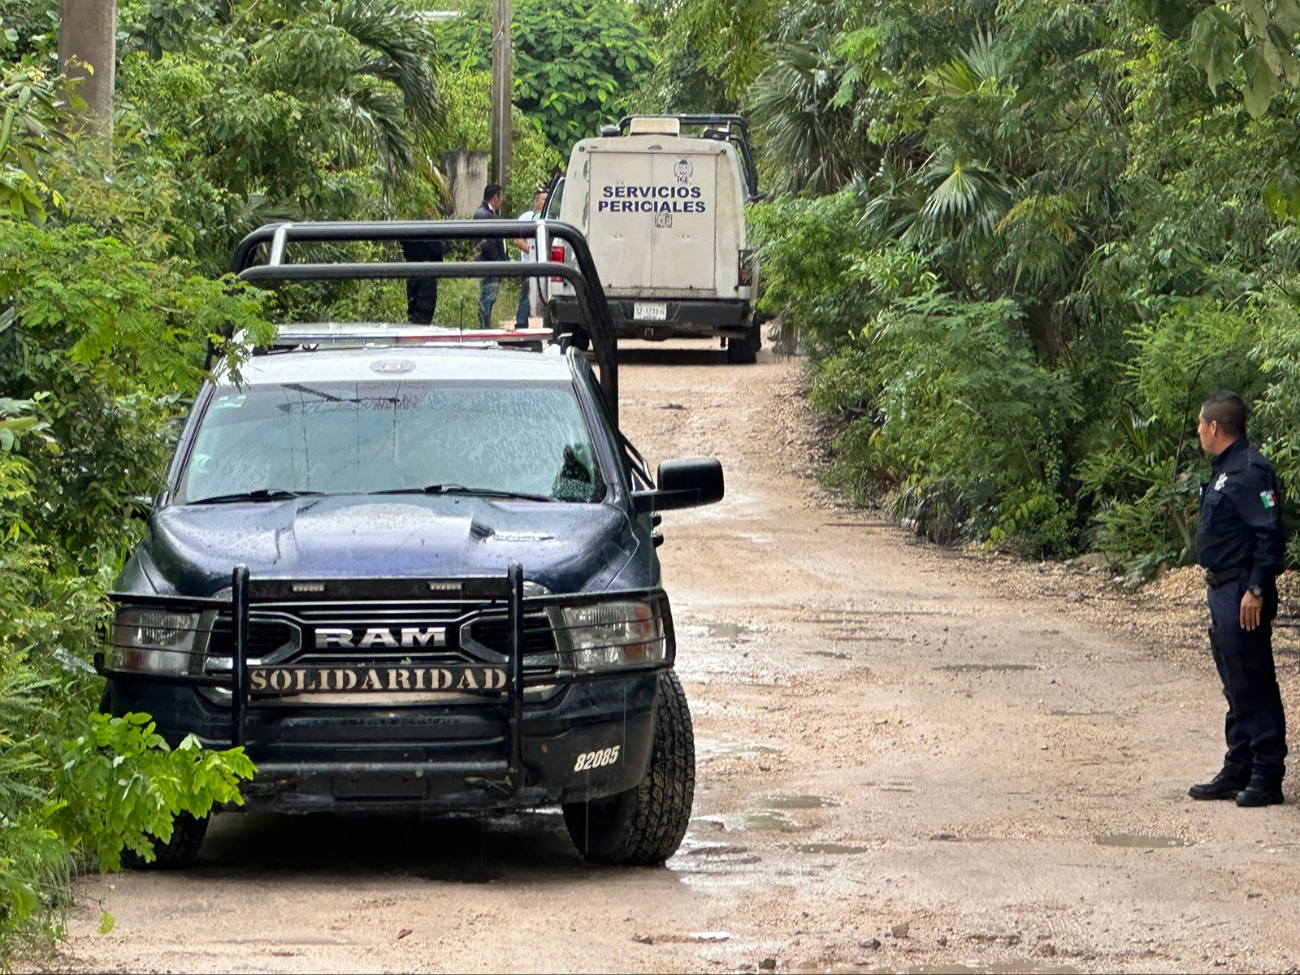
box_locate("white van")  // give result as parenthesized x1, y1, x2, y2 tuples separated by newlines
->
(546, 115, 764, 363)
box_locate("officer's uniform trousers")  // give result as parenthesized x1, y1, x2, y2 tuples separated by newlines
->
(1207, 578, 1288, 783)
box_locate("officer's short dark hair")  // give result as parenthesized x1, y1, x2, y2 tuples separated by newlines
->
(483, 183, 503, 202)
(1201, 391, 1249, 437)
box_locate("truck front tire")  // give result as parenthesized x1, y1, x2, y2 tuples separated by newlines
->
(123, 812, 209, 870)
(562, 671, 695, 865)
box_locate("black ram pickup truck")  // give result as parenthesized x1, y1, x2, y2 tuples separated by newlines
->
(99, 221, 723, 866)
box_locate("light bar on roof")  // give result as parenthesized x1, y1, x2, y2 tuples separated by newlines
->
(266, 322, 554, 350)
(627, 117, 681, 136)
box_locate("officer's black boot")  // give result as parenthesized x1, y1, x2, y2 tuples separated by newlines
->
(1189, 769, 1251, 800)
(1235, 776, 1285, 807)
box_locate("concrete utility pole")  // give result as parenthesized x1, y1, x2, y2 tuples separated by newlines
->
(57, 0, 117, 138)
(490, 0, 512, 189)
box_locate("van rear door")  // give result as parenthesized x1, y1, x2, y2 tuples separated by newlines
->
(587, 148, 718, 296)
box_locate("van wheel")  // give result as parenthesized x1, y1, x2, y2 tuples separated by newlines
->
(562, 672, 695, 866)
(123, 813, 209, 870)
(726, 324, 760, 364)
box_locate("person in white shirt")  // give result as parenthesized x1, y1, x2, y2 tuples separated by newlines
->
(512, 187, 548, 328)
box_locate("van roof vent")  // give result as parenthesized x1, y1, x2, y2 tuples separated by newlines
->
(626, 117, 681, 137)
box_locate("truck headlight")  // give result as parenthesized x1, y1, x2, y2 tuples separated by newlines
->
(108, 607, 204, 676)
(551, 600, 665, 672)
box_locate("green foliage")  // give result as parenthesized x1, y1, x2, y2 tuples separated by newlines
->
(0, 16, 286, 957)
(749, 191, 874, 351)
(0, 57, 69, 224)
(436, 63, 561, 214)
(441, 0, 652, 148)
(1077, 305, 1264, 567)
(816, 285, 1080, 554)
(113, 0, 445, 269)
(0, 219, 272, 563)
(746, 0, 1300, 575)
(633, 0, 782, 103)
(52, 714, 254, 873)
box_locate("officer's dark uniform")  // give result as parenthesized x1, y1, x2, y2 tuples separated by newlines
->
(399, 238, 443, 325)
(1196, 437, 1288, 798)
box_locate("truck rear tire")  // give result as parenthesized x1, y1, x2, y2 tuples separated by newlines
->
(562, 671, 695, 865)
(123, 812, 209, 870)
(726, 324, 760, 364)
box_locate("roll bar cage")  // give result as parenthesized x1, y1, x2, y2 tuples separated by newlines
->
(229, 220, 620, 416)
(616, 114, 763, 201)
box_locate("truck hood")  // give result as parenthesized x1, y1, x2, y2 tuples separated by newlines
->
(133, 495, 635, 597)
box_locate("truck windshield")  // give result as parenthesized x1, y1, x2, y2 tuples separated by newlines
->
(178, 381, 605, 504)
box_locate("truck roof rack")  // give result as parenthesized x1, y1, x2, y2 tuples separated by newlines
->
(228, 220, 620, 419)
(617, 114, 763, 201)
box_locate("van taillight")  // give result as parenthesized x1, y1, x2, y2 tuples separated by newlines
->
(551, 244, 566, 282)
(738, 249, 754, 287)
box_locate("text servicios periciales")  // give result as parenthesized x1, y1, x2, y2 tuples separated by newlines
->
(598, 184, 707, 214)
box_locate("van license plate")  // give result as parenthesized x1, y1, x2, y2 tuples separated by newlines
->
(633, 302, 667, 321)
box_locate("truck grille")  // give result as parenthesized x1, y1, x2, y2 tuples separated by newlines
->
(205, 601, 559, 666)
(466, 613, 556, 656)
(207, 619, 296, 660)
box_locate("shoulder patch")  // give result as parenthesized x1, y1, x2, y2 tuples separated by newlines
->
(1261, 490, 1278, 509)
(1215, 473, 1228, 491)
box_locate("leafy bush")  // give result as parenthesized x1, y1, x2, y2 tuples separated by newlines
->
(1077, 303, 1264, 568)
(824, 291, 1080, 553)
(52, 714, 254, 873)
(0, 26, 271, 958)
(749, 191, 875, 353)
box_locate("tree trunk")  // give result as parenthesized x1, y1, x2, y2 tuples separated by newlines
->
(57, 0, 117, 138)
(490, 0, 512, 189)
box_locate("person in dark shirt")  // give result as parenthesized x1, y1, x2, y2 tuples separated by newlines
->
(474, 183, 506, 329)
(399, 236, 443, 325)
(1189, 391, 1288, 807)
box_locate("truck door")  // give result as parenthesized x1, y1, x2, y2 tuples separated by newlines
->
(587, 150, 656, 291)
(650, 151, 716, 294)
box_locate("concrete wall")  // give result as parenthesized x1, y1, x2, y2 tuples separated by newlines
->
(442, 150, 490, 218)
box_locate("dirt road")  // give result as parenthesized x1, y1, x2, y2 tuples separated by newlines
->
(55, 345, 1300, 974)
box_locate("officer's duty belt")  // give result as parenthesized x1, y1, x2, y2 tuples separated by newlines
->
(1205, 565, 1248, 588)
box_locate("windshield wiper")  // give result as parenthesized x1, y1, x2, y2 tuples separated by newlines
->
(186, 489, 324, 505)
(370, 484, 557, 503)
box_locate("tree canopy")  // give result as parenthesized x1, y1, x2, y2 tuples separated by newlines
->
(441, 0, 653, 147)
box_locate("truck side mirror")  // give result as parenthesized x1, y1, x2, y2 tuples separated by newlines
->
(633, 458, 724, 513)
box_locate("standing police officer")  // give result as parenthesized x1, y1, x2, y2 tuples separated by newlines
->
(1190, 392, 1288, 807)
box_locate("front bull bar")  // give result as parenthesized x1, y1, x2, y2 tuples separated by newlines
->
(96, 564, 675, 800)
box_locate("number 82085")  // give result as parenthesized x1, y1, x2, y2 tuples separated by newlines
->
(573, 746, 621, 772)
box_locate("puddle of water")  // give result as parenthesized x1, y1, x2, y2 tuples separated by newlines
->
(757, 793, 838, 810)
(936, 663, 1038, 673)
(739, 812, 798, 832)
(706, 622, 742, 640)
(1095, 833, 1194, 848)
(681, 843, 750, 857)
(792, 843, 868, 855)
(695, 739, 781, 760)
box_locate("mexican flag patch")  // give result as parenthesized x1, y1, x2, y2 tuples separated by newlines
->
(1261, 490, 1278, 509)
